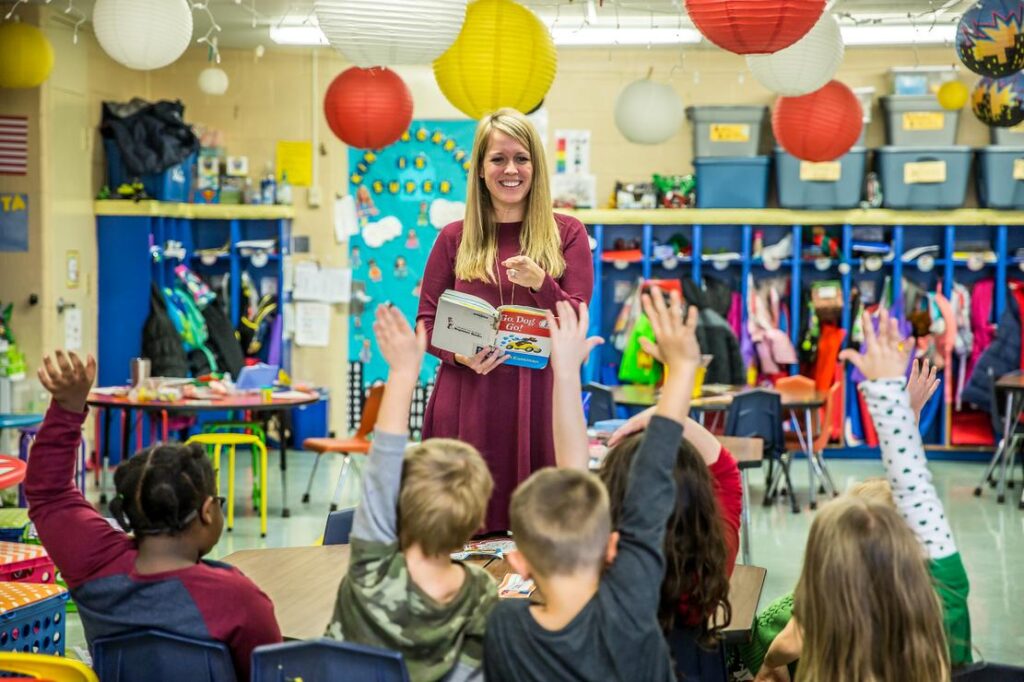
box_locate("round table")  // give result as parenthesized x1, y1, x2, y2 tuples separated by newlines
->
(87, 390, 319, 517)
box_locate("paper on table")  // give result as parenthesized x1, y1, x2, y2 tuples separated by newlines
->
(295, 302, 330, 347)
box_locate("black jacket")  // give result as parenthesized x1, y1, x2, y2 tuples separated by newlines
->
(142, 284, 189, 378)
(101, 99, 198, 176)
(963, 291, 1021, 411)
(682, 279, 746, 386)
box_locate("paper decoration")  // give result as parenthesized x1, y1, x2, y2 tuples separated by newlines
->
(276, 140, 313, 187)
(324, 67, 413, 150)
(972, 73, 1024, 126)
(614, 78, 685, 144)
(93, 0, 193, 71)
(746, 13, 844, 96)
(554, 130, 591, 174)
(0, 117, 28, 176)
(685, 0, 825, 55)
(0, 22, 54, 89)
(937, 81, 970, 110)
(198, 67, 229, 95)
(956, 0, 1024, 78)
(772, 81, 863, 161)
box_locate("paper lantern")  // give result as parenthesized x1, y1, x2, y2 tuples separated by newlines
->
(93, 0, 193, 71)
(314, 0, 468, 67)
(614, 79, 684, 144)
(324, 67, 413, 149)
(433, 0, 556, 119)
(956, 0, 1024, 78)
(198, 67, 229, 96)
(746, 13, 843, 96)
(972, 73, 1024, 126)
(0, 22, 54, 89)
(685, 0, 826, 55)
(937, 80, 969, 110)
(772, 81, 863, 162)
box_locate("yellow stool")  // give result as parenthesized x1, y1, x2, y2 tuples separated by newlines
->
(186, 433, 269, 538)
(0, 651, 98, 681)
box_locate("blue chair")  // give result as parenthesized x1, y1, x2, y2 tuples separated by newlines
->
(583, 382, 617, 425)
(953, 662, 1024, 681)
(252, 639, 410, 682)
(323, 508, 356, 545)
(92, 629, 236, 682)
(724, 389, 798, 514)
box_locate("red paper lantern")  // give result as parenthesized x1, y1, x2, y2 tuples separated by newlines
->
(685, 0, 826, 55)
(323, 67, 413, 150)
(772, 81, 863, 162)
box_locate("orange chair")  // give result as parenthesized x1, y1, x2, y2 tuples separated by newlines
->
(773, 376, 841, 508)
(301, 384, 385, 512)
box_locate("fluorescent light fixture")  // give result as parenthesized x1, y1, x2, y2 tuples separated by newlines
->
(840, 23, 957, 46)
(269, 25, 328, 45)
(551, 27, 703, 47)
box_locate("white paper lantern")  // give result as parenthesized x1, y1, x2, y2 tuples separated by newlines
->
(614, 79, 684, 145)
(198, 67, 229, 95)
(746, 13, 843, 96)
(93, 0, 193, 71)
(314, 0, 468, 67)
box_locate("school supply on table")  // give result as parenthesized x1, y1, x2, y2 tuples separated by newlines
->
(497, 573, 536, 600)
(431, 290, 551, 369)
(450, 539, 517, 562)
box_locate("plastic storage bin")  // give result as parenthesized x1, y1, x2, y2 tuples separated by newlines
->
(104, 138, 195, 202)
(686, 106, 768, 157)
(694, 157, 771, 208)
(875, 146, 973, 210)
(977, 147, 1024, 208)
(881, 96, 960, 147)
(775, 147, 867, 209)
(290, 389, 329, 444)
(990, 123, 1024, 146)
(0, 543, 55, 584)
(0, 582, 69, 655)
(0, 511, 29, 544)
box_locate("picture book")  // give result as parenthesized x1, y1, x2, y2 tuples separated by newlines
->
(498, 573, 536, 599)
(450, 539, 517, 562)
(431, 289, 552, 370)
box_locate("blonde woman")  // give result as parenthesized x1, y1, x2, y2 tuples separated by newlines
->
(416, 108, 594, 532)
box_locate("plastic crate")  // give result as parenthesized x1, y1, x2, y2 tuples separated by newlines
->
(686, 106, 768, 158)
(0, 582, 69, 655)
(693, 156, 771, 208)
(291, 390, 329, 445)
(876, 146, 973, 210)
(0, 511, 29, 544)
(775, 147, 867, 209)
(880, 96, 960, 146)
(103, 138, 195, 202)
(990, 123, 1024, 146)
(977, 147, 1024, 208)
(20, 524, 75, 615)
(0, 543, 54, 584)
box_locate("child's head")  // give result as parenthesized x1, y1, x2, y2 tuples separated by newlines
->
(600, 433, 731, 643)
(847, 476, 895, 507)
(794, 496, 949, 682)
(508, 468, 612, 579)
(110, 443, 222, 554)
(398, 438, 493, 556)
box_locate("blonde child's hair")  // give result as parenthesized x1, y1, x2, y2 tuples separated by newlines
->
(847, 476, 895, 507)
(398, 438, 493, 556)
(794, 496, 950, 682)
(455, 107, 564, 284)
(509, 468, 610, 577)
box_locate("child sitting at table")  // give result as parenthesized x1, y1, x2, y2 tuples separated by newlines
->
(26, 351, 281, 680)
(483, 288, 701, 682)
(324, 305, 497, 682)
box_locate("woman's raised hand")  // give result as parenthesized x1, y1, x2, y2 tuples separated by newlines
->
(502, 255, 545, 291)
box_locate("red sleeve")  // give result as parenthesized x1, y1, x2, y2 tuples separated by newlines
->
(529, 214, 594, 312)
(417, 221, 460, 366)
(212, 575, 281, 680)
(710, 447, 743, 577)
(25, 402, 135, 589)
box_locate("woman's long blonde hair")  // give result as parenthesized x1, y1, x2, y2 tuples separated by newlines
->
(794, 497, 950, 682)
(455, 108, 564, 284)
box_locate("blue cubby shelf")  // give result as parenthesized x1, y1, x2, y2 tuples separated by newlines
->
(567, 207, 1024, 458)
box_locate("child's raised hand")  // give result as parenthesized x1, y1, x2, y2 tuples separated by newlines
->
(839, 309, 908, 382)
(546, 301, 604, 377)
(372, 305, 426, 379)
(641, 287, 700, 370)
(38, 351, 96, 413)
(908, 357, 940, 423)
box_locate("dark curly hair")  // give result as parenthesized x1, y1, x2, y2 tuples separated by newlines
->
(110, 443, 216, 536)
(599, 432, 732, 647)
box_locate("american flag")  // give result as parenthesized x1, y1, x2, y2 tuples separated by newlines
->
(0, 116, 28, 176)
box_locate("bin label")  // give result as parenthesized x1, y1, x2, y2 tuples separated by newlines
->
(902, 112, 945, 131)
(1014, 158, 1024, 180)
(709, 124, 750, 142)
(904, 160, 947, 184)
(799, 161, 842, 182)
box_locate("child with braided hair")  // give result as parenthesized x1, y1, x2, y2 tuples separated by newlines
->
(26, 351, 280, 680)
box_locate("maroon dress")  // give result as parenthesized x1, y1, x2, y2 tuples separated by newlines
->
(417, 214, 594, 532)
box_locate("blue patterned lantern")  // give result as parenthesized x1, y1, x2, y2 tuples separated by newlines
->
(957, 0, 1024, 78)
(972, 73, 1024, 126)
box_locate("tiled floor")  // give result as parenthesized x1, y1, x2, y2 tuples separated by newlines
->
(65, 449, 1024, 665)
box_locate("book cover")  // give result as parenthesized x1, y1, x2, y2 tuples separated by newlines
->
(495, 306, 551, 370)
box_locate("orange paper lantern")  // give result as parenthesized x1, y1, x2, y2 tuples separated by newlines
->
(685, 0, 826, 55)
(323, 67, 413, 150)
(772, 81, 863, 162)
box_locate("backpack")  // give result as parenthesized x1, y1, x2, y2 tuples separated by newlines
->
(238, 294, 278, 359)
(142, 283, 189, 377)
(162, 286, 218, 376)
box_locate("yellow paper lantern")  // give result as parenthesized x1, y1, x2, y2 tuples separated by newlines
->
(433, 0, 556, 119)
(0, 22, 55, 89)
(937, 80, 970, 111)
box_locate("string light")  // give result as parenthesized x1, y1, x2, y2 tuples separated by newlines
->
(192, 1, 222, 63)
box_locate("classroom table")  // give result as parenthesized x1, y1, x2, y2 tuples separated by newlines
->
(977, 373, 1024, 508)
(223, 545, 767, 645)
(87, 390, 318, 517)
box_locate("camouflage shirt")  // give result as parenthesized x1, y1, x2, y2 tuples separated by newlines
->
(324, 431, 498, 682)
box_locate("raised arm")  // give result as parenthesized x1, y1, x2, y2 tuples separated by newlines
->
(349, 306, 426, 545)
(547, 301, 604, 470)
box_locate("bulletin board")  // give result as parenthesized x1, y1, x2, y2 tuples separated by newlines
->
(347, 119, 477, 386)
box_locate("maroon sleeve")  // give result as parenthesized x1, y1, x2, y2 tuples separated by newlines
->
(529, 214, 594, 312)
(417, 221, 460, 366)
(710, 447, 743, 577)
(25, 402, 134, 589)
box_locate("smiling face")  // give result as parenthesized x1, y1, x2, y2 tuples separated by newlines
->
(480, 130, 534, 222)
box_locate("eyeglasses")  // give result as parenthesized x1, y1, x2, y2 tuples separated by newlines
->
(214, 496, 227, 512)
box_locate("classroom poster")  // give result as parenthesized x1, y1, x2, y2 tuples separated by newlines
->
(276, 140, 313, 187)
(347, 119, 476, 387)
(0, 193, 28, 252)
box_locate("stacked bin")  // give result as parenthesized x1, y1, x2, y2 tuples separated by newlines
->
(977, 124, 1024, 208)
(686, 106, 771, 208)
